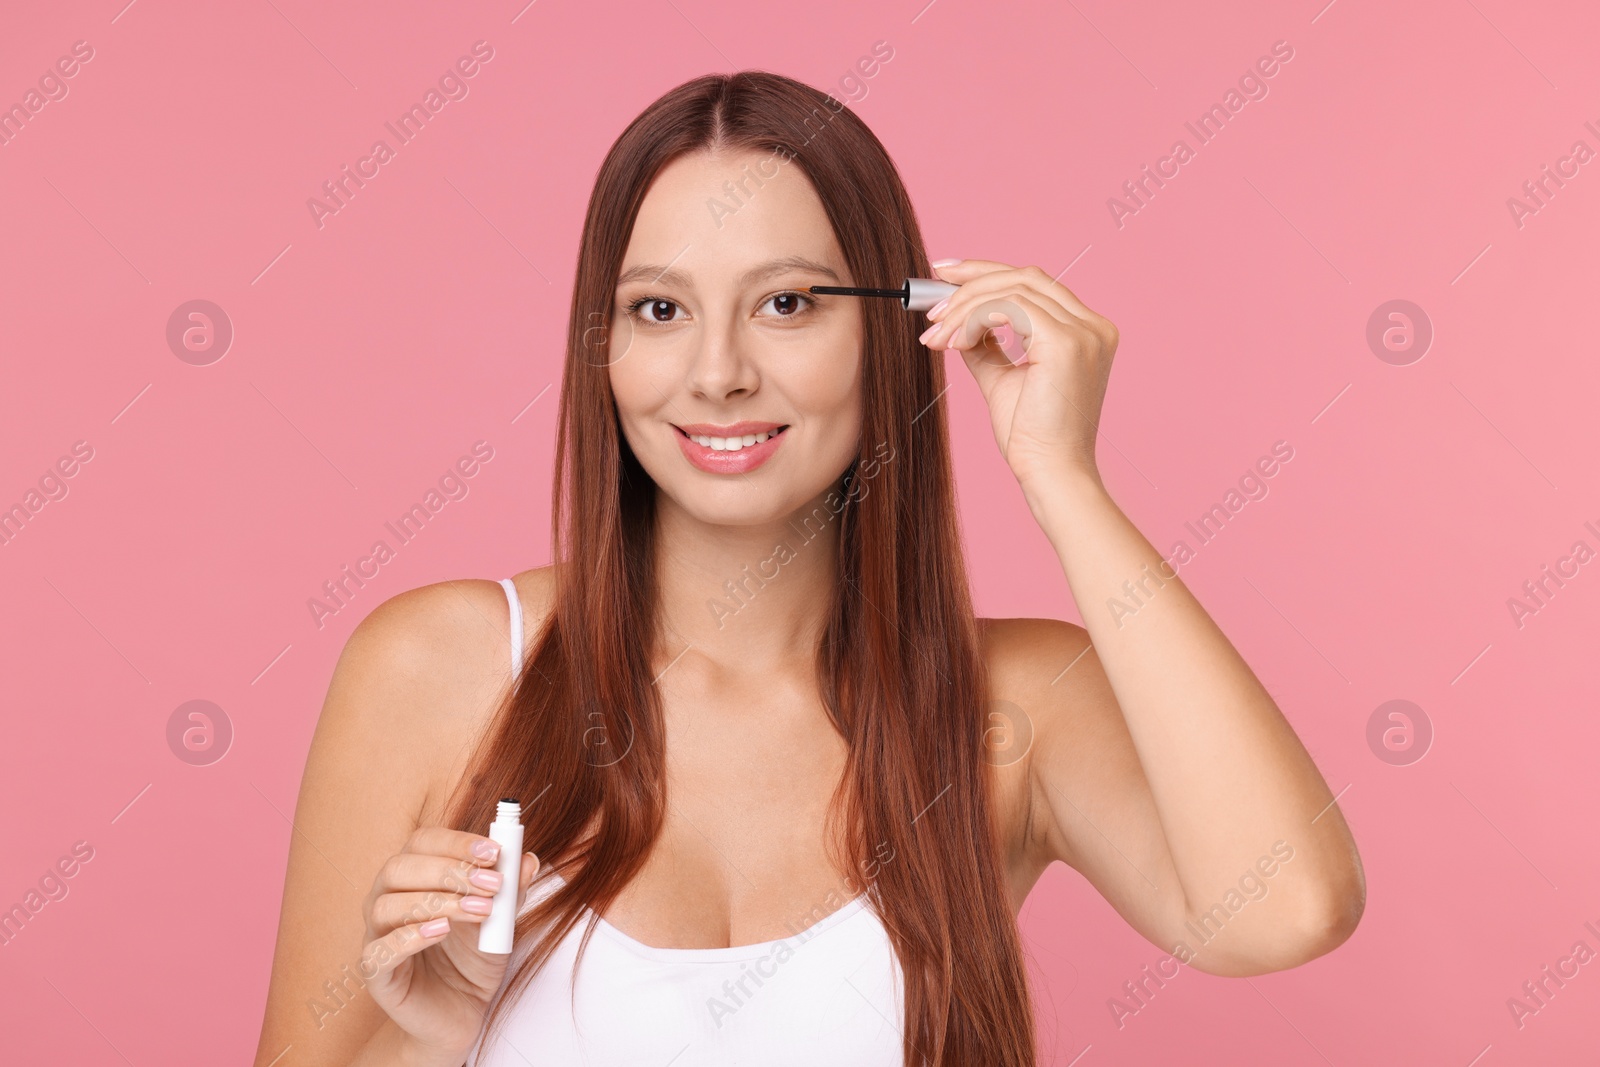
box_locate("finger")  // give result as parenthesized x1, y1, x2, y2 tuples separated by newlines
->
(362, 917, 452, 979)
(374, 851, 505, 899)
(404, 825, 508, 867)
(926, 259, 1016, 316)
(929, 263, 1102, 352)
(933, 262, 1107, 334)
(943, 297, 1034, 400)
(934, 290, 1050, 360)
(370, 890, 497, 936)
(927, 269, 1077, 335)
(929, 258, 1014, 283)
(369, 850, 545, 937)
(954, 328, 1013, 403)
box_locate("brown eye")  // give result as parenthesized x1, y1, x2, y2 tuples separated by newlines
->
(626, 297, 683, 324)
(760, 291, 814, 318)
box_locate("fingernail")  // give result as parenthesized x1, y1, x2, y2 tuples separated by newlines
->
(472, 840, 499, 861)
(460, 895, 494, 914)
(927, 298, 949, 318)
(918, 324, 938, 344)
(931, 258, 960, 268)
(470, 869, 503, 891)
(420, 918, 450, 937)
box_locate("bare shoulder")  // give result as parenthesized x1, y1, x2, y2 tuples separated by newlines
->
(254, 566, 557, 1064)
(316, 565, 558, 817)
(977, 616, 1095, 687)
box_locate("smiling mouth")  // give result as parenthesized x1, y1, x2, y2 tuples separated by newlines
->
(674, 425, 790, 452)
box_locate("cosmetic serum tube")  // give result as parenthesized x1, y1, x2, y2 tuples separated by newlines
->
(476, 798, 523, 954)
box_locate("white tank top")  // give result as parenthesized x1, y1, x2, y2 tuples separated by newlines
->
(467, 578, 907, 1065)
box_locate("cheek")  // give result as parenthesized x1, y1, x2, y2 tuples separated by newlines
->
(605, 311, 648, 369)
(798, 345, 863, 422)
(606, 364, 659, 454)
(606, 338, 668, 413)
(784, 367, 864, 466)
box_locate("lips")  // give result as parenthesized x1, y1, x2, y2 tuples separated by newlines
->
(674, 424, 788, 448)
(672, 420, 786, 439)
(673, 423, 789, 474)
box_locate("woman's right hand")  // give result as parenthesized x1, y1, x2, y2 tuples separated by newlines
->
(359, 826, 539, 1064)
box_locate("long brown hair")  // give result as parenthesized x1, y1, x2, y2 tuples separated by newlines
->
(446, 69, 1036, 1066)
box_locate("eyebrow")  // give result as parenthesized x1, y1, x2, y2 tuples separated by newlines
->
(615, 254, 841, 290)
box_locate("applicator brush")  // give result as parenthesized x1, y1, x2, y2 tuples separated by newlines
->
(808, 278, 958, 312)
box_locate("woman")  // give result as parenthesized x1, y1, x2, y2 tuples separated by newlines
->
(253, 70, 1364, 1067)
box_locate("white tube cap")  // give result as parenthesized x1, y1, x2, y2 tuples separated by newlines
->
(904, 278, 959, 311)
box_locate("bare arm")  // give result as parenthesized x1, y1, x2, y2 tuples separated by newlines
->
(1011, 473, 1364, 976)
(924, 258, 1363, 976)
(252, 580, 516, 1066)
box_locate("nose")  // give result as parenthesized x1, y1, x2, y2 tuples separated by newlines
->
(683, 312, 760, 403)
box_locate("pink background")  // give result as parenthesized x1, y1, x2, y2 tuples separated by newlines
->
(2, 0, 1597, 1062)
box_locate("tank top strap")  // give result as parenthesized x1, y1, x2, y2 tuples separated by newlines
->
(498, 577, 523, 677)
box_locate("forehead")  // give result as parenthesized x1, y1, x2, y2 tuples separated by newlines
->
(619, 147, 845, 285)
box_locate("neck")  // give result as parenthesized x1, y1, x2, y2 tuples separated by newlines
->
(650, 478, 848, 676)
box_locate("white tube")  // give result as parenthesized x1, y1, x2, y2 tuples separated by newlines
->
(476, 798, 523, 954)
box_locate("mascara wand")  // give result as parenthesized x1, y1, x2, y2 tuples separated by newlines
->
(808, 278, 958, 312)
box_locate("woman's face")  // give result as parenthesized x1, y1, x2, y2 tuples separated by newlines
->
(607, 147, 864, 525)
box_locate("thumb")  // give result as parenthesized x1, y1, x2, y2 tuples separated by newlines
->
(519, 850, 546, 905)
(951, 306, 1016, 400)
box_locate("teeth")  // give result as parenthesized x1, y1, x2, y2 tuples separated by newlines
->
(687, 428, 781, 451)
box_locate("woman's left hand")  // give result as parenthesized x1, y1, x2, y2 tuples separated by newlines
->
(919, 259, 1119, 488)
